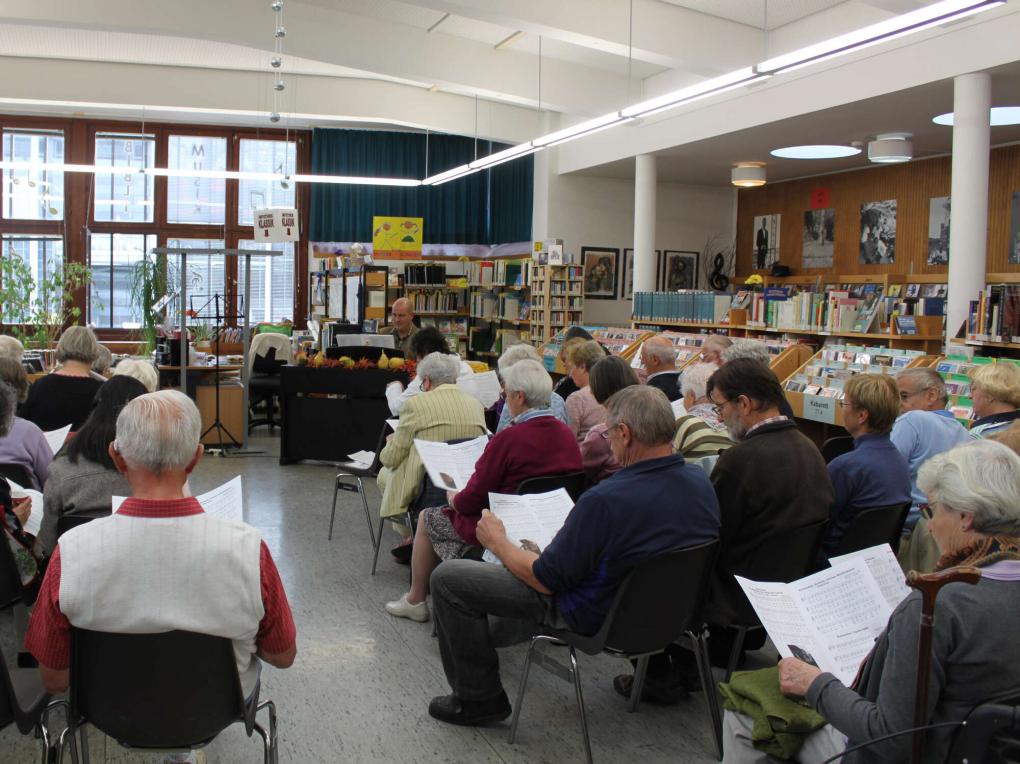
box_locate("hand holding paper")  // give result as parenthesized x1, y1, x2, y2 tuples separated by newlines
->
(475, 508, 507, 550)
(7, 480, 43, 536)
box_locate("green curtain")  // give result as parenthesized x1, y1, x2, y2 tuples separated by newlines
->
(309, 128, 532, 244)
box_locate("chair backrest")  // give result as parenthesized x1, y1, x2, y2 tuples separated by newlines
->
(829, 502, 911, 559)
(56, 514, 96, 541)
(70, 629, 246, 749)
(517, 471, 586, 503)
(0, 464, 32, 488)
(820, 436, 855, 464)
(944, 694, 1020, 764)
(594, 540, 720, 655)
(248, 332, 292, 375)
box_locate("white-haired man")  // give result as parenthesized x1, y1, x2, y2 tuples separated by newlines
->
(26, 390, 296, 699)
(640, 336, 681, 402)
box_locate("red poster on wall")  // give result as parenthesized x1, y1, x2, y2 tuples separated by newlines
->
(810, 188, 831, 209)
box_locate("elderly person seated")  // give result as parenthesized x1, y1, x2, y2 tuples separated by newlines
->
(377, 352, 488, 562)
(700, 335, 732, 365)
(0, 335, 25, 361)
(968, 362, 1020, 438)
(722, 440, 1020, 764)
(25, 389, 296, 710)
(20, 326, 104, 431)
(112, 358, 159, 393)
(821, 374, 911, 559)
(640, 336, 681, 401)
(552, 328, 602, 401)
(495, 343, 569, 431)
(426, 386, 720, 726)
(673, 361, 733, 460)
(564, 339, 609, 443)
(35, 375, 147, 557)
(386, 326, 473, 416)
(0, 360, 52, 489)
(91, 344, 113, 380)
(580, 355, 639, 486)
(386, 359, 582, 622)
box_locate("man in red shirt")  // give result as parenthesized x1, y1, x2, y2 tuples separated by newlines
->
(25, 390, 296, 701)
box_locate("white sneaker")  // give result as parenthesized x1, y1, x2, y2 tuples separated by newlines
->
(385, 594, 430, 622)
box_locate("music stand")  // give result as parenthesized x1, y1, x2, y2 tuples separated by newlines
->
(186, 292, 241, 452)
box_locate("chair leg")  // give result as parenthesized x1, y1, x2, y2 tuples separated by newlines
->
(78, 725, 89, 764)
(508, 636, 539, 744)
(724, 625, 747, 684)
(370, 516, 386, 575)
(328, 477, 340, 541)
(628, 654, 650, 713)
(689, 629, 724, 761)
(259, 699, 279, 764)
(568, 646, 594, 764)
(357, 477, 376, 547)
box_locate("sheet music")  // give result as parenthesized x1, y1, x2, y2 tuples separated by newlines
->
(487, 488, 574, 551)
(414, 436, 489, 490)
(457, 371, 502, 408)
(7, 480, 43, 535)
(736, 577, 833, 674)
(112, 476, 244, 525)
(829, 543, 911, 609)
(347, 450, 375, 468)
(671, 398, 687, 418)
(385, 418, 399, 431)
(43, 425, 71, 455)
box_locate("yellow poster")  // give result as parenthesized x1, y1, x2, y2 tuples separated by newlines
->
(372, 216, 423, 259)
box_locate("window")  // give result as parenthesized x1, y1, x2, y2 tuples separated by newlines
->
(238, 139, 296, 225)
(166, 238, 227, 321)
(238, 240, 294, 323)
(89, 233, 156, 328)
(94, 133, 155, 222)
(166, 135, 227, 225)
(2, 129, 64, 220)
(1, 235, 64, 323)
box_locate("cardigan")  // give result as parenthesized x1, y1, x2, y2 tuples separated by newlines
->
(564, 386, 606, 443)
(20, 373, 103, 432)
(579, 422, 621, 486)
(0, 417, 53, 489)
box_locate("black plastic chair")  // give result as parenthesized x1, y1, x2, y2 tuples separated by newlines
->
(820, 436, 855, 464)
(943, 695, 1020, 763)
(828, 501, 912, 559)
(60, 628, 278, 763)
(0, 463, 33, 489)
(517, 471, 586, 502)
(508, 540, 722, 762)
(329, 421, 389, 574)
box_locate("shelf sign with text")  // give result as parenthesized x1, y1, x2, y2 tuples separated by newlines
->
(372, 216, 423, 259)
(255, 208, 299, 242)
(802, 394, 837, 425)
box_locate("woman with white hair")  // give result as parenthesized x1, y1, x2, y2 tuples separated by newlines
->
(386, 359, 582, 622)
(722, 439, 1020, 763)
(112, 358, 159, 393)
(20, 326, 104, 431)
(673, 362, 733, 459)
(495, 343, 569, 432)
(0, 335, 25, 362)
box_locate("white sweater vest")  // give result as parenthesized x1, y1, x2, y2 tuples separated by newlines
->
(59, 512, 265, 692)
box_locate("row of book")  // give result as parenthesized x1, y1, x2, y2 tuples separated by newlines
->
(419, 316, 468, 337)
(404, 263, 449, 286)
(467, 259, 532, 288)
(405, 289, 466, 314)
(633, 291, 732, 324)
(967, 283, 1020, 342)
(533, 295, 583, 311)
(471, 293, 531, 321)
(785, 345, 925, 399)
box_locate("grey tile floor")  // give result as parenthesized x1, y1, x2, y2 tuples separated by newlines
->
(2, 433, 727, 763)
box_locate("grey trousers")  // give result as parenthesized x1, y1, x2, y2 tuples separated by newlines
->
(430, 558, 563, 702)
(722, 710, 846, 764)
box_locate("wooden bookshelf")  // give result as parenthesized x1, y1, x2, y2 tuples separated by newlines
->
(530, 264, 583, 346)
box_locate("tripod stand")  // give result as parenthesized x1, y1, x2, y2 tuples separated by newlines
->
(192, 293, 241, 453)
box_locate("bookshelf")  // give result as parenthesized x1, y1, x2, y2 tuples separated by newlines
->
(963, 273, 1020, 354)
(928, 353, 1020, 426)
(531, 264, 584, 346)
(466, 257, 533, 360)
(536, 326, 647, 375)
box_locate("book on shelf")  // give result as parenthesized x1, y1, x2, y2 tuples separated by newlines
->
(784, 345, 924, 397)
(969, 283, 1020, 342)
(633, 291, 731, 324)
(413, 435, 490, 491)
(894, 315, 917, 335)
(404, 263, 448, 286)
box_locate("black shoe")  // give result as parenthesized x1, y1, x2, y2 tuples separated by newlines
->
(612, 673, 689, 705)
(391, 542, 413, 564)
(428, 691, 512, 726)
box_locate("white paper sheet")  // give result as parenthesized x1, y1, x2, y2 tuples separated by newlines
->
(43, 425, 72, 455)
(112, 476, 244, 525)
(413, 436, 489, 490)
(487, 488, 574, 552)
(7, 480, 43, 535)
(671, 398, 687, 418)
(457, 371, 502, 408)
(347, 450, 375, 467)
(829, 543, 911, 610)
(385, 418, 400, 431)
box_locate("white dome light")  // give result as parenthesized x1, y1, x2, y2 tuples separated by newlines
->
(933, 106, 1020, 126)
(770, 145, 862, 159)
(868, 133, 913, 164)
(731, 163, 767, 187)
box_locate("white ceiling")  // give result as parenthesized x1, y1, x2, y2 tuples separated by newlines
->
(659, 0, 848, 30)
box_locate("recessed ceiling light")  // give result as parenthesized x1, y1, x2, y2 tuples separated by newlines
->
(933, 106, 1020, 126)
(770, 145, 862, 159)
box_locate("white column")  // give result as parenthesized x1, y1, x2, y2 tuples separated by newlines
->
(946, 72, 990, 345)
(633, 154, 657, 295)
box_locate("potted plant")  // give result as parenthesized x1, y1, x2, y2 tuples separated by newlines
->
(130, 252, 171, 356)
(0, 252, 93, 355)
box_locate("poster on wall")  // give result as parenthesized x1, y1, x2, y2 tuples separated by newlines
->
(928, 196, 951, 265)
(752, 214, 780, 270)
(372, 216, 423, 259)
(255, 208, 299, 242)
(859, 200, 897, 264)
(659, 251, 699, 290)
(802, 209, 834, 269)
(621, 249, 660, 299)
(1010, 191, 1020, 264)
(581, 247, 619, 299)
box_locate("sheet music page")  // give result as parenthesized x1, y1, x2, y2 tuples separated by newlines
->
(7, 480, 43, 535)
(111, 476, 245, 525)
(347, 450, 375, 467)
(521, 488, 574, 549)
(487, 492, 544, 549)
(414, 436, 489, 490)
(43, 425, 71, 455)
(457, 371, 502, 408)
(829, 544, 911, 610)
(671, 398, 687, 418)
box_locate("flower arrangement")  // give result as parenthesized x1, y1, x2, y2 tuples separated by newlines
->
(294, 350, 415, 377)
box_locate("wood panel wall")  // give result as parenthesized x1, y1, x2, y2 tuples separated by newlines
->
(735, 144, 1020, 280)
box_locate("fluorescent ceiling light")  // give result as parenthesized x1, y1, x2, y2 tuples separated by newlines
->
(422, 164, 475, 186)
(933, 106, 1020, 125)
(144, 168, 283, 181)
(532, 112, 627, 148)
(468, 142, 537, 170)
(770, 145, 862, 159)
(621, 68, 767, 119)
(0, 161, 123, 175)
(757, 0, 1003, 75)
(291, 174, 421, 186)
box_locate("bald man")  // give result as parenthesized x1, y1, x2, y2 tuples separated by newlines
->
(640, 336, 681, 402)
(385, 297, 418, 357)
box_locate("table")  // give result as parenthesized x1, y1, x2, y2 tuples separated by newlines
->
(157, 364, 242, 397)
(278, 366, 409, 465)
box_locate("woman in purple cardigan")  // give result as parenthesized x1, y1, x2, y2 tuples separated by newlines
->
(386, 359, 582, 622)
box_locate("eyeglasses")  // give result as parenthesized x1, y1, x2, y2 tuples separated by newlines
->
(919, 503, 933, 520)
(599, 423, 621, 440)
(899, 386, 932, 401)
(710, 397, 734, 417)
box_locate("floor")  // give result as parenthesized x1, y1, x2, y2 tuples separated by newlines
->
(2, 432, 728, 763)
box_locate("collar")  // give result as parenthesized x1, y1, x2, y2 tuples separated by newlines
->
(983, 560, 1020, 581)
(853, 432, 890, 448)
(617, 452, 685, 476)
(973, 410, 1020, 428)
(646, 370, 678, 381)
(433, 383, 460, 392)
(512, 408, 555, 425)
(746, 415, 789, 437)
(931, 408, 956, 419)
(116, 496, 205, 518)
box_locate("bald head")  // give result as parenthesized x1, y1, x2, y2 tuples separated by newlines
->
(391, 297, 414, 335)
(640, 336, 678, 373)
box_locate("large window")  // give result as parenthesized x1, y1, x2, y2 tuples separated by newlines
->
(89, 233, 156, 328)
(166, 238, 227, 321)
(2, 129, 64, 220)
(238, 240, 295, 323)
(94, 133, 155, 222)
(1, 235, 64, 323)
(167, 135, 227, 225)
(238, 139, 296, 225)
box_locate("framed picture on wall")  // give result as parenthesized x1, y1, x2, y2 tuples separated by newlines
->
(581, 246, 620, 299)
(752, 214, 781, 270)
(621, 249, 660, 300)
(659, 250, 699, 291)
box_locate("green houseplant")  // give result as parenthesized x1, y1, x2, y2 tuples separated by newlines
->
(0, 252, 93, 349)
(130, 251, 172, 355)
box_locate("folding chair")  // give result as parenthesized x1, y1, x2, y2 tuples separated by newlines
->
(328, 421, 389, 570)
(517, 471, 586, 502)
(509, 540, 722, 762)
(0, 464, 33, 488)
(820, 436, 854, 464)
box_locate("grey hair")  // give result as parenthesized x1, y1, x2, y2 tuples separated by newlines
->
(418, 351, 460, 387)
(115, 390, 202, 474)
(702, 335, 732, 354)
(0, 335, 24, 361)
(680, 362, 719, 402)
(896, 367, 948, 405)
(721, 339, 770, 365)
(918, 440, 1020, 536)
(0, 382, 16, 438)
(92, 344, 113, 375)
(56, 326, 100, 364)
(497, 343, 541, 374)
(642, 338, 678, 365)
(605, 385, 675, 446)
(112, 359, 159, 393)
(501, 359, 552, 410)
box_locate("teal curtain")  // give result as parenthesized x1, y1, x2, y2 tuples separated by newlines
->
(309, 128, 532, 244)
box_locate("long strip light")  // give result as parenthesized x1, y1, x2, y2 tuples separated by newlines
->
(532, 112, 628, 148)
(290, 173, 421, 186)
(621, 68, 768, 119)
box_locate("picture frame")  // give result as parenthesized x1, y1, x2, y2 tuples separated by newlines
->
(621, 248, 660, 300)
(581, 246, 620, 299)
(658, 250, 700, 291)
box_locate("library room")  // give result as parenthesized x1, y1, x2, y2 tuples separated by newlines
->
(2, 1, 1020, 763)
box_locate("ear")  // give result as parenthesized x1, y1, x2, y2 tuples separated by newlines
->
(184, 443, 204, 475)
(108, 442, 129, 475)
(960, 512, 975, 532)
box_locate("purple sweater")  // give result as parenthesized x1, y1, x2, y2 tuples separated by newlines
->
(0, 417, 53, 489)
